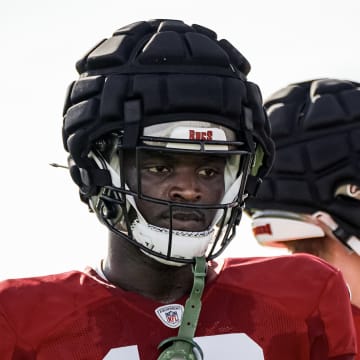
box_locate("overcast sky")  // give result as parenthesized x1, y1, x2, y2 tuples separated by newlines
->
(1, 0, 358, 279)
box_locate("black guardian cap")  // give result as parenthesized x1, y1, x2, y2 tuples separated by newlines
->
(247, 78, 360, 246)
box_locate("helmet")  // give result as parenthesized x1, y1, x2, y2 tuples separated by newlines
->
(246, 78, 360, 254)
(62, 19, 274, 265)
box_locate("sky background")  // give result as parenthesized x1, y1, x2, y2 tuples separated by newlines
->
(1, 0, 359, 279)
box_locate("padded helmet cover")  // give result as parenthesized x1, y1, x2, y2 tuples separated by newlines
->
(246, 78, 360, 238)
(62, 19, 274, 199)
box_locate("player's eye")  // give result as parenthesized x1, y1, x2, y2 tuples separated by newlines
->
(198, 168, 218, 177)
(148, 165, 171, 174)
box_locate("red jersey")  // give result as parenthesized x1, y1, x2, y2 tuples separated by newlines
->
(0, 254, 356, 360)
(352, 305, 360, 360)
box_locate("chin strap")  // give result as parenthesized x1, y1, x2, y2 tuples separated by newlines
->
(157, 256, 207, 360)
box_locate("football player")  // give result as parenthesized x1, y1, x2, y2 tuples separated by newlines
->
(0, 21, 356, 360)
(246, 78, 360, 360)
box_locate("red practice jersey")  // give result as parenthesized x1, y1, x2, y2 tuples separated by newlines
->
(352, 305, 360, 360)
(0, 254, 356, 360)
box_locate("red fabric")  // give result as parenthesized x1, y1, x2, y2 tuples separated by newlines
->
(0, 254, 356, 359)
(352, 305, 360, 360)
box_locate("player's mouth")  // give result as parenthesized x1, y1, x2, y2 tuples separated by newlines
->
(161, 210, 207, 231)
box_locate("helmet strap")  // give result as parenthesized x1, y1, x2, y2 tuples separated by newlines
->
(157, 256, 207, 360)
(250, 145, 264, 177)
(314, 212, 360, 255)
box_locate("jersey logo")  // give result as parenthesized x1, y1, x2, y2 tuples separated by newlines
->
(189, 129, 213, 140)
(155, 304, 184, 328)
(252, 223, 272, 236)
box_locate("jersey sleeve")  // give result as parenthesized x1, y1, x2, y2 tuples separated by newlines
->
(311, 269, 356, 359)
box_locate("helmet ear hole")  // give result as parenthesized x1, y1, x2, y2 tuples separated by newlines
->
(101, 201, 118, 220)
(69, 164, 83, 188)
(68, 162, 97, 197)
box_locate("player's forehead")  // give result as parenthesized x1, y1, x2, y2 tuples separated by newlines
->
(138, 149, 228, 165)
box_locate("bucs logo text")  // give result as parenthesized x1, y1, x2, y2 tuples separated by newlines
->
(253, 223, 272, 236)
(189, 129, 213, 140)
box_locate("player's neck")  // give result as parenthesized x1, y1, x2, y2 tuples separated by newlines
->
(103, 232, 195, 303)
(340, 257, 360, 308)
(324, 246, 360, 307)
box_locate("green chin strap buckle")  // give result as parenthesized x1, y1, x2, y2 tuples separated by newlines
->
(157, 336, 203, 360)
(157, 256, 207, 360)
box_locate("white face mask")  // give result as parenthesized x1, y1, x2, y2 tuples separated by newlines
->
(131, 217, 215, 267)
